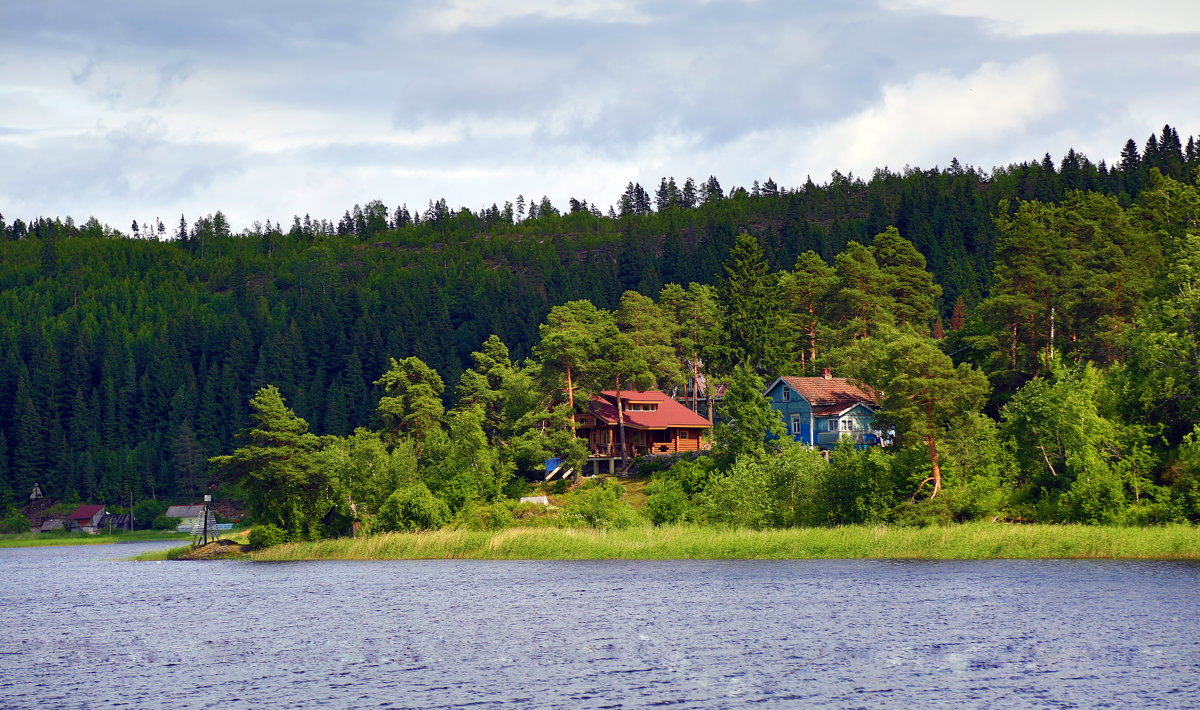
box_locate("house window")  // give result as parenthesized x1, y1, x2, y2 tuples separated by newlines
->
(679, 430, 690, 439)
(782, 387, 791, 402)
(790, 415, 802, 435)
(841, 419, 853, 431)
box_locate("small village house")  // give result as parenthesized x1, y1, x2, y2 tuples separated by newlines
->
(764, 370, 884, 450)
(65, 504, 106, 534)
(164, 504, 214, 532)
(574, 390, 712, 475)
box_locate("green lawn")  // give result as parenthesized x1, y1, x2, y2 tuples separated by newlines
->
(0, 530, 192, 548)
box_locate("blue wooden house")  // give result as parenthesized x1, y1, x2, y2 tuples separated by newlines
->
(764, 370, 884, 449)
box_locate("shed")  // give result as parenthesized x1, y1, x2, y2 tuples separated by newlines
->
(66, 505, 107, 533)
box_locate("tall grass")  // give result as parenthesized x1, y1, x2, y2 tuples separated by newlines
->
(128, 544, 192, 561)
(252, 523, 1200, 561)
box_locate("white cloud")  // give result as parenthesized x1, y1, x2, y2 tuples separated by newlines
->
(423, 0, 648, 31)
(882, 0, 1200, 36)
(800, 56, 1064, 179)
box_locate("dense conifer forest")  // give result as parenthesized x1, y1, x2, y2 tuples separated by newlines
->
(2, 124, 1199, 532)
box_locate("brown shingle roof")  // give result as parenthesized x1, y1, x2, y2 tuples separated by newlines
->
(777, 376, 879, 407)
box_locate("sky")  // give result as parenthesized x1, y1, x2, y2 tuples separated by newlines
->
(1, 0, 1198, 232)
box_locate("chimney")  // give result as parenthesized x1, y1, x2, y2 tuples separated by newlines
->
(822, 368, 832, 380)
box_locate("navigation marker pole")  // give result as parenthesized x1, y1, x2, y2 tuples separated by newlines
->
(202, 494, 211, 546)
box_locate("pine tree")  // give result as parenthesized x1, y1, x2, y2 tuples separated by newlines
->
(374, 357, 446, 456)
(840, 327, 988, 499)
(210, 385, 331, 538)
(707, 233, 791, 376)
(870, 226, 941, 332)
(832, 241, 896, 341)
(780, 251, 837, 373)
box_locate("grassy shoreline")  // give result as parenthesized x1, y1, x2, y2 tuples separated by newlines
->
(250, 523, 1200, 561)
(0, 531, 192, 548)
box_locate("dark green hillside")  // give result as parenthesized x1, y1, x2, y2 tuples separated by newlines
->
(0, 124, 1197, 509)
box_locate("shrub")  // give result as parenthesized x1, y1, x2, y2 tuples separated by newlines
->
(645, 478, 692, 525)
(1, 512, 30, 534)
(454, 500, 516, 531)
(891, 499, 955, 527)
(133, 500, 168, 527)
(696, 455, 779, 529)
(376, 484, 452, 532)
(562, 478, 643, 529)
(152, 516, 180, 531)
(248, 524, 289, 549)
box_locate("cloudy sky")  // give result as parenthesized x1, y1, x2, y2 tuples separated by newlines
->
(1, 1, 1198, 232)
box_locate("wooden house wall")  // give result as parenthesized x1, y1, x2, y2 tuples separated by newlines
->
(765, 381, 814, 445)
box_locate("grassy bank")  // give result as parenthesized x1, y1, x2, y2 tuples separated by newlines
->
(0, 530, 191, 548)
(127, 544, 193, 561)
(250, 523, 1200, 561)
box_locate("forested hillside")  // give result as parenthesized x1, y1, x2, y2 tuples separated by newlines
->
(1, 124, 1197, 513)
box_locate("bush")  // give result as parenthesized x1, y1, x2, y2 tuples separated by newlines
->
(133, 500, 169, 528)
(562, 478, 643, 529)
(1, 512, 30, 534)
(654, 456, 717, 496)
(248, 524, 289, 549)
(696, 455, 779, 529)
(891, 499, 955, 527)
(645, 478, 692, 525)
(454, 500, 516, 531)
(153, 515, 180, 531)
(376, 484, 452, 532)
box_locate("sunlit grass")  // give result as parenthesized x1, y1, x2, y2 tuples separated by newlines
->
(128, 544, 192, 561)
(250, 523, 1200, 561)
(0, 530, 191, 548)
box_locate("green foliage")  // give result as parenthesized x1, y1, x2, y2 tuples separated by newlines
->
(424, 405, 514, 511)
(3, 129, 1199, 531)
(645, 477, 693, 525)
(561, 478, 643, 529)
(707, 233, 791, 375)
(453, 499, 516, 531)
(374, 356, 445, 452)
(1, 511, 30, 534)
(317, 429, 417, 530)
(1002, 364, 1162, 523)
(133, 500, 168, 527)
(815, 441, 899, 525)
(208, 385, 332, 539)
(375, 483, 451, 532)
(152, 516, 179, 531)
(248, 523, 289, 549)
(697, 455, 780, 529)
(714, 365, 784, 461)
(1173, 425, 1200, 520)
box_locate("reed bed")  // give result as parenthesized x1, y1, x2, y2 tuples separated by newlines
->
(251, 523, 1200, 561)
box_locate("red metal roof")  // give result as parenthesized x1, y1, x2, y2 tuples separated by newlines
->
(585, 390, 713, 430)
(776, 376, 879, 407)
(67, 504, 105, 521)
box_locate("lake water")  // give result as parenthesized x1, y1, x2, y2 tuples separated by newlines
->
(1, 542, 1198, 709)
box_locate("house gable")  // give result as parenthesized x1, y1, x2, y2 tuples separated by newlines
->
(765, 375, 882, 449)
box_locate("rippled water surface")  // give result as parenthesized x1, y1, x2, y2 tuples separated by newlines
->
(1, 542, 1198, 709)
